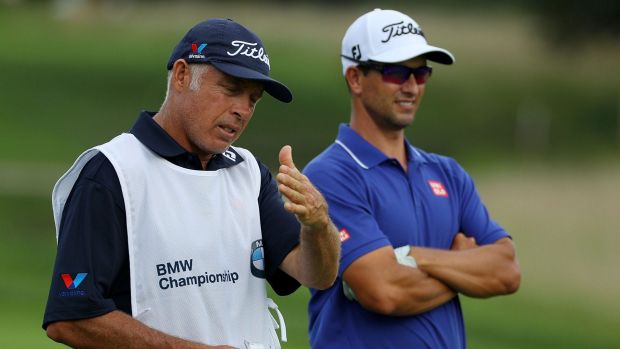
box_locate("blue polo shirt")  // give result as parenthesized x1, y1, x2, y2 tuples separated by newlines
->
(303, 124, 510, 349)
(43, 111, 301, 329)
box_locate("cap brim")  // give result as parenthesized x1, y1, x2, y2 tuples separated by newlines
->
(210, 61, 293, 103)
(370, 45, 455, 65)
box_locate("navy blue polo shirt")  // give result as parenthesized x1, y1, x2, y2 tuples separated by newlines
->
(303, 124, 510, 349)
(43, 111, 301, 329)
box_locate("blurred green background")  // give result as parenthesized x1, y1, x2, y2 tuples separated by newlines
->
(1, 0, 619, 348)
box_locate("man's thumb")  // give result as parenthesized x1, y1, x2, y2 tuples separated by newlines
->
(279, 145, 295, 168)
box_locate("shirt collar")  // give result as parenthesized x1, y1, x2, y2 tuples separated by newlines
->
(130, 111, 244, 170)
(335, 123, 426, 169)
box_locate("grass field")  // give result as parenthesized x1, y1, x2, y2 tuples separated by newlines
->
(1, 162, 619, 348)
(1, 2, 619, 348)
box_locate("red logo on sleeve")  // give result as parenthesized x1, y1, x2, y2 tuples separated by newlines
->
(339, 228, 350, 242)
(61, 273, 88, 289)
(428, 180, 448, 197)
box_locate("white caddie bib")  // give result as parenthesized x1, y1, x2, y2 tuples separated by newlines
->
(52, 133, 283, 348)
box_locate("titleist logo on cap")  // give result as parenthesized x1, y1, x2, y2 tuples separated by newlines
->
(381, 21, 425, 43)
(227, 40, 271, 69)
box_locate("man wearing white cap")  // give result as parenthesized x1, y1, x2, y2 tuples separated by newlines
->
(304, 9, 520, 348)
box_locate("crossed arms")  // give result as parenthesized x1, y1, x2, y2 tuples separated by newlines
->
(342, 233, 520, 316)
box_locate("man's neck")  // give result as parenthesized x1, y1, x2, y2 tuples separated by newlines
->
(153, 110, 213, 170)
(350, 114, 408, 171)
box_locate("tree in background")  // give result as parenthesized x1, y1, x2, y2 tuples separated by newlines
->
(531, 0, 620, 46)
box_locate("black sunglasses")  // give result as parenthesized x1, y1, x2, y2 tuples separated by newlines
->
(358, 62, 433, 85)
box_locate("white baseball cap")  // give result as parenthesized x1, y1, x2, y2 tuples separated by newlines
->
(341, 9, 455, 75)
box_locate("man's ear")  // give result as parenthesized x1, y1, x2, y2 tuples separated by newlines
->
(170, 59, 191, 91)
(345, 66, 364, 95)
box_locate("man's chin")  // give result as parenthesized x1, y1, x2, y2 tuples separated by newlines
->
(390, 116, 415, 130)
(369, 112, 415, 131)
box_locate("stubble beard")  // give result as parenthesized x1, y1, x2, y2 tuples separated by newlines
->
(181, 113, 226, 160)
(366, 103, 415, 132)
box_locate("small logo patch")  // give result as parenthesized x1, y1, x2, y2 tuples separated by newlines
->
(59, 273, 88, 297)
(428, 180, 448, 197)
(61, 273, 87, 289)
(191, 43, 207, 54)
(189, 43, 207, 59)
(223, 150, 237, 161)
(351, 44, 362, 60)
(339, 228, 350, 242)
(250, 240, 265, 278)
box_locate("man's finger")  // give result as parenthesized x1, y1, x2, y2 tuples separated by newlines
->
(276, 171, 302, 192)
(279, 145, 295, 169)
(283, 200, 308, 217)
(278, 183, 305, 204)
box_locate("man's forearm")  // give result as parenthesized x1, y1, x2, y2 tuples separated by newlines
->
(412, 238, 520, 298)
(342, 246, 456, 316)
(276, 145, 341, 290)
(287, 221, 340, 290)
(382, 267, 456, 316)
(46, 310, 234, 349)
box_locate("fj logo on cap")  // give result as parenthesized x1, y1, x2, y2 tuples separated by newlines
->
(189, 43, 207, 59)
(227, 40, 270, 69)
(351, 44, 362, 60)
(381, 21, 425, 43)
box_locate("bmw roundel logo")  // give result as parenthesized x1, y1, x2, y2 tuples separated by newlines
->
(250, 239, 265, 278)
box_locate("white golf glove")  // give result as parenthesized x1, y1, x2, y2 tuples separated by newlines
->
(394, 245, 417, 268)
(343, 245, 417, 301)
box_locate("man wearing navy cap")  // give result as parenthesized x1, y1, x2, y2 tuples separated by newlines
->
(43, 18, 340, 349)
(304, 9, 520, 348)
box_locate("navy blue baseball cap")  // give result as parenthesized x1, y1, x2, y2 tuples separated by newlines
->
(166, 18, 293, 103)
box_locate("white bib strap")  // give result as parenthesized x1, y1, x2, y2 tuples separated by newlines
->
(266, 298, 287, 342)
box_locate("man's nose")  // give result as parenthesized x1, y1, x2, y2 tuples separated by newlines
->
(400, 74, 420, 94)
(232, 96, 255, 120)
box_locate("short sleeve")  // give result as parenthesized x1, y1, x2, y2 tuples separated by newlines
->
(43, 154, 130, 328)
(450, 159, 511, 245)
(304, 160, 391, 276)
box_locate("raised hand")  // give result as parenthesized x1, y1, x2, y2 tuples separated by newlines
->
(276, 145, 330, 229)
